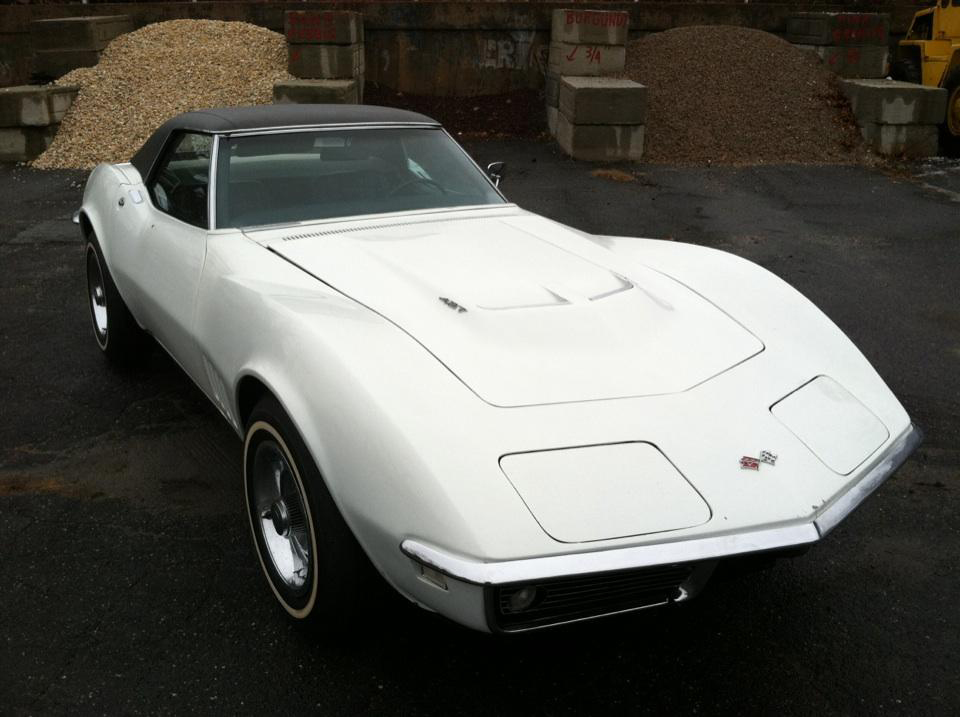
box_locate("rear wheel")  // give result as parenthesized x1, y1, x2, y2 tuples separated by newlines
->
(244, 395, 376, 629)
(85, 235, 147, 365)
(942, 68, 960, 157)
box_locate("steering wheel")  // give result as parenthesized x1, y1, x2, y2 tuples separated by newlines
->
(387, 177, 446, 197)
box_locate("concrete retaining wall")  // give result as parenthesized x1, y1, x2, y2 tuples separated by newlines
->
(0, 2, 933, 95)
(841, 78, 946, 157)
(30, 15, 134, 80)
(789, 12, 890, 79)
(0, 84, 77, 161)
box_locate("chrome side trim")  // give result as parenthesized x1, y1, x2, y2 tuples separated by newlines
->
(223, 122, 441, 138)
(814, 423, 922, 536)
(401, 423, 921, 586)
(208, 134, 220, 231)
(72, 210, 81, 225)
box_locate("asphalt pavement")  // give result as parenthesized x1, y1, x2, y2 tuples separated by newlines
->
(1, 145, 957, 716)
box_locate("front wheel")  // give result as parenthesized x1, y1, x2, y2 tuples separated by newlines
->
(942, 68, 960, 157)
(243, 395, 376, 628)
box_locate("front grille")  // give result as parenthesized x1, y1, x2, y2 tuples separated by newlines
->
(489, 563, 694, 632)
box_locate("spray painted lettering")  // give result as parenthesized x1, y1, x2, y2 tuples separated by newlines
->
(479, 31, 543, 70)
(564, 11, 628, 28)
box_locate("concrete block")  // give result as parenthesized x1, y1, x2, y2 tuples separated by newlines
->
(786, 12, 889, 46)
(796, 44, 888, 79)
(859, 122, 939, 157)
(556, 114, 644, 162)
(548, 42, 625, 77)
(47, 86, 78, 123)
(547, 105, 559, 137)
(545, 73, 560, 108)
(288, 44, 363, 80)
(34, 49, 101, 79)
(551, 9, 629, 46)
(559, 76, 646, 125)
(0, 124, 58, 162)
(0, 86, 51, 127)
(840, 79, 947, 125)
(273, 79, 360, 105)
(284, 11, 363, 46)
(0, 85, 78, 127)
(30, 15, 132, 52)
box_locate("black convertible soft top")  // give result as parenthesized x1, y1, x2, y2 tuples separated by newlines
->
(129, 104, 440, 178)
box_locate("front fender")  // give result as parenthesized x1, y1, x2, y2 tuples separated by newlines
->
(195, 235, 547, 625)
(602, 236, 909, 434)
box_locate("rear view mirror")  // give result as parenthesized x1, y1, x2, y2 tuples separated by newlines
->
(486, 161, 506, 188)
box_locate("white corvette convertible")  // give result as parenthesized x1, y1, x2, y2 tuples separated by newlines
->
(77, 105, 920, 632)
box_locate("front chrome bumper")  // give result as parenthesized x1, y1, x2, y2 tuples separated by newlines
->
(401, 424, 922, 587)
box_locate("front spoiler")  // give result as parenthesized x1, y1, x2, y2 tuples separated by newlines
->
(401, 424, 922, 586)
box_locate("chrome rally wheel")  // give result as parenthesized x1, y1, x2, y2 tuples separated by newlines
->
(251, 432, 314, 594)
(83, 233, 147, 365)
(243, 395, 379, 629)
(86, 243, 109, 349)
(245, 420, 318, 618)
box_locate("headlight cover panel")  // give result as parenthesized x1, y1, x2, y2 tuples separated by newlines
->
(500, 442, 711, 544)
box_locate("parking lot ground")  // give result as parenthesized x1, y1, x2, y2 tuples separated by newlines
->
(1, 145, 958, 716)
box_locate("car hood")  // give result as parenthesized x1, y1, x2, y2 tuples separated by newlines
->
(247, 206, 764, 407)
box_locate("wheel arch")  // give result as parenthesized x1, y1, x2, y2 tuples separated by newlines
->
(236, 372, 279, 431)
(233, 369, 321, 466)
(78, 163, 128, 265)
(77, 210, 95, 241)
(232, 366, 394, 585)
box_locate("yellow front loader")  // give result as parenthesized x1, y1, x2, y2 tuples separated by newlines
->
(893, 0, 960, 151)
(893, 2, 960, 149)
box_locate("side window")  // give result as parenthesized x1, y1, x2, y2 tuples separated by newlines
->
(148, 132, 212, 229)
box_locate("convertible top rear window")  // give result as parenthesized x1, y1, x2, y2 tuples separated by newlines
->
(214, 127, 505, 229)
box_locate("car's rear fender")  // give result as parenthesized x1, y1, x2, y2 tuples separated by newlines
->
(78, 163, 130, 263)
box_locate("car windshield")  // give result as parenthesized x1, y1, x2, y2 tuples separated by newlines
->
(214, 127, 505, 228)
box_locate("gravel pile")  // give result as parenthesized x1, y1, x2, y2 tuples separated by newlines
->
(33, 20, 291, 170)
(623, 26, 863, 164)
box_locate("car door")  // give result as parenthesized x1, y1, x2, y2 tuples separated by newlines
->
(128, 131, 212, 384)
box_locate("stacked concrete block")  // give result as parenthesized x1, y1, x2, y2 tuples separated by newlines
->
(282, 11, 364, 104)
(787, 13, 890, 79)
(0, 84, 77, 162)
(29, 16, 133, 80)
(546, 8, 630, 152)
(841, 79, 947, 157)
(545, 74, 561, 136)
(556, 77, 646, 161)
(273, 79, 360, 105)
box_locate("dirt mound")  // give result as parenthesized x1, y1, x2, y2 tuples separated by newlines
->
(623, 26, 863, 164)
(33, 20, 291, 170)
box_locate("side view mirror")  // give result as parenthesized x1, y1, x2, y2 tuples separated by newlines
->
(486, 161, 506, 188)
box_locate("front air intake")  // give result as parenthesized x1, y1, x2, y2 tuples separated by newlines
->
(488, 563, 694, 632)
